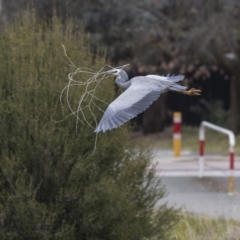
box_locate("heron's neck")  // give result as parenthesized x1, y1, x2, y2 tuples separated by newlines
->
(115, 71, 130, 89)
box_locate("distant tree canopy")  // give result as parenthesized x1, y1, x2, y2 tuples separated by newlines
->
(1, 0, 240, 133)
(1, 0, 238, 64)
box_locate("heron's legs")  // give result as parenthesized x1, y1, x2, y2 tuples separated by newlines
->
(183, 88, 201, 96)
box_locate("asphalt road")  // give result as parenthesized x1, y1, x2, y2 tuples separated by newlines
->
(153, 149, 240, 220)
(157, 177, 240, 221)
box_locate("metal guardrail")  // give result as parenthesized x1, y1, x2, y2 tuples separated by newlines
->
(199, 121, 235, 194)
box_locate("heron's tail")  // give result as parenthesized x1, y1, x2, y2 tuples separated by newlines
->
(167, 75, 184, 82)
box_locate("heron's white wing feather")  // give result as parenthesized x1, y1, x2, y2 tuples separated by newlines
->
(146, 74, 184, 82)
(94, 79, 169, 133)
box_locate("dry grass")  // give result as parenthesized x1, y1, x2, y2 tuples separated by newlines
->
(131, 126, 240, 155)
(171, 213, 240, 240)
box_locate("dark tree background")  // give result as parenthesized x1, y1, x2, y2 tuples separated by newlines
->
(0, 0, 239, 133)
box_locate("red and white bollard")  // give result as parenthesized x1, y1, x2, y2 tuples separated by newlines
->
(173, 112, 182, 157)
(229, 145, 235, 195)
(199, 125, 205, 178)
(198, 121, 235, 194)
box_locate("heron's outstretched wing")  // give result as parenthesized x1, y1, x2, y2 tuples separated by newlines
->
(94, 79, 168, 133)
(146, 74, 184, 82)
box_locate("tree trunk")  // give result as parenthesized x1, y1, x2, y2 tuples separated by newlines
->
(142, 94, 167, 134)
(230, 74, 240, 134)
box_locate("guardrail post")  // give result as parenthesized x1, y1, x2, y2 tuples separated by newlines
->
(199, 121, 236, 194)
(228, 145, 235, 195)
(199, 125, 205, 178)
(173, 112, 181, 157)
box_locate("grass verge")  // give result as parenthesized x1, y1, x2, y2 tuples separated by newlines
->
(171, 213, 240, 240)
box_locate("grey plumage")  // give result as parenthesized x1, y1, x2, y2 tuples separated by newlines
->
(95, 69, 199, 133)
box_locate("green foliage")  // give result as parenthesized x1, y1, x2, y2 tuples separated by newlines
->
(0, 9, 178, 240)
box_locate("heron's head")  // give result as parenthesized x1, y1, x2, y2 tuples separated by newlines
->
(101, 64, 129, 77)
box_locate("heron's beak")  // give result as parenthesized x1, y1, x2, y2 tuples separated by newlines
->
(100, 64, 129, 75)
(118, 64, 130, 69)
(100, 69, 116, 75)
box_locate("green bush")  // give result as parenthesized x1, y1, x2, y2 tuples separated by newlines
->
(0, 9, 178, 239)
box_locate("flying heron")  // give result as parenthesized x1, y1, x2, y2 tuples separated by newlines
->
(95, 68, 201, 133)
